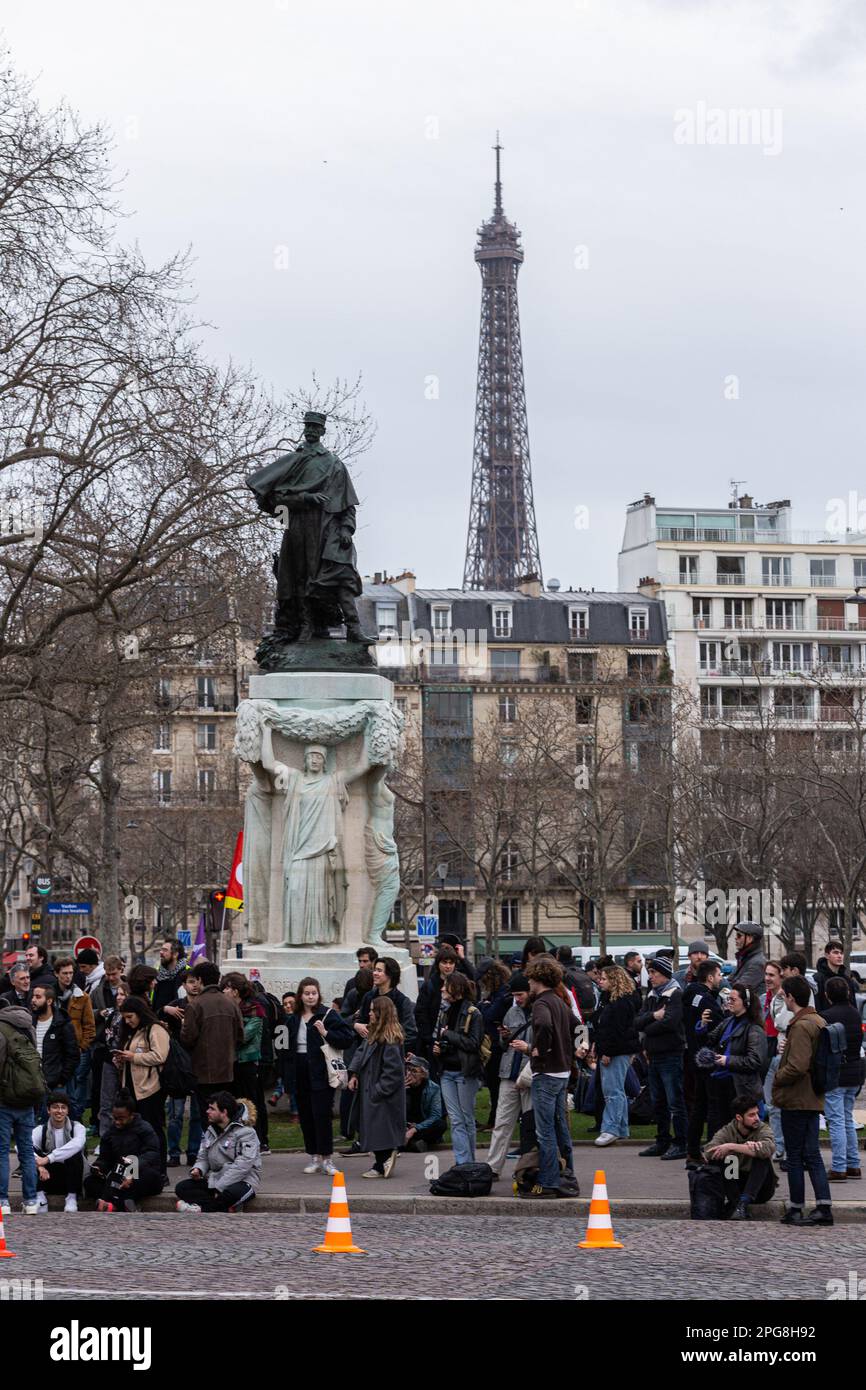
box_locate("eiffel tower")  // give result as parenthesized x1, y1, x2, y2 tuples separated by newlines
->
(463, 136, 543, 590)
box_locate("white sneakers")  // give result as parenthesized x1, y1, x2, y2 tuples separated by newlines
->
(64, 1195, 78, 1213)
(361, 1167, 384, 1179)
(22, 1201, 40, 1214)
(594, 1133, 618, 1147)
(303, 1156, 340, 1175)
(176, 1200, 202, 1213)
(35, 1193, 49, 1212)
(382, 1150, 398, 1178)
(0, 1201, 10, 1215)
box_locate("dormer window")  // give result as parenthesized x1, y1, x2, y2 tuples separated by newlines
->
(629, 606, 649, 639)
(432, 604, 452, 633)
(569, 605, 589, 639)
(492, 604, 513, 638)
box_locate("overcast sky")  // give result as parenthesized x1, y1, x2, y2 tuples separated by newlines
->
(5, 0, 866, 589)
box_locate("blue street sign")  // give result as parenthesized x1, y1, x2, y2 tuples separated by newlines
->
(416, 914, 439, 938)
(177, 930, 192, 948)
(46, 902, 92, 915)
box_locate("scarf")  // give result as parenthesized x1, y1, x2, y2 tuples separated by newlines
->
(156, 959, 186, 983)
(41, 1116, 74, 1154)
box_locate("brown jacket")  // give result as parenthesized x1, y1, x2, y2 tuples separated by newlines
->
(181, 986, 244, 1084)
(62, 988, 96, 1052)
(123, 1022, 170, 1100)
(771, 1007, 826, 1112)
(529, 988, 577, 1075)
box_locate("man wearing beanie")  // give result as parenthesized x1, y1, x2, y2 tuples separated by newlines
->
(487, 972, 533, 1179)
(675, 939, 711, 987)
(636, 955, 688, 1160)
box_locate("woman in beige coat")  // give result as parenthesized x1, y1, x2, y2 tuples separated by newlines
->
(115, 995, 170, 1180)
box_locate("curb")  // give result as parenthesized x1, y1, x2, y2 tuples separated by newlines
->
(35, 1194, 866, 1220)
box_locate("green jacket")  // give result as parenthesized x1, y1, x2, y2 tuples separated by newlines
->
(237, 1013, 263, 1064)
(706, 1116, 776, 1170)
(771, 1008, 825, 1111)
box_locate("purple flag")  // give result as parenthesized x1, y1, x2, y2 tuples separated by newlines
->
(190, 911, 207, 964)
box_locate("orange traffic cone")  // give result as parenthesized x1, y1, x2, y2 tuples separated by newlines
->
(578, 1169, 623, 1250)
(0, 1209, 17, 1259)
(312, 1171, 366, 1255)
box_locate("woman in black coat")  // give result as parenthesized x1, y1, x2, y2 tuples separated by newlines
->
(593, 965, 639, 1145)
(348, 995, 407, 1179)
(699, 983, 768, 1139)
(285, 977, 354, 1176)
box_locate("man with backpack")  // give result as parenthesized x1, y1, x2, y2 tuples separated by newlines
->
(0, 1001, 46, 1213)
(771, 974, 833, 1226)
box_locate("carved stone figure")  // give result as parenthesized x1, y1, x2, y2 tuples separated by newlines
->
(364, 765, 400, 947)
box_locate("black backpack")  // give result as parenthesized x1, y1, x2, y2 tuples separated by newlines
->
(429, 1162, 494, 1197)
(688, 1164, 727, 1220)
(811, 1021, 846, 1095)
(159, 1033, 197, 1099)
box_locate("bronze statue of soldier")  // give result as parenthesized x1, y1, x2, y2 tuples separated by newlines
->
(247, 411, 371, 648)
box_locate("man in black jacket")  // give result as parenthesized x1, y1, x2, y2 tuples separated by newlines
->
(683, 961, 725, 1163)
(636, 956, 688, 1160)
(152, 939, 189, 1014)
(815, 942, 857, 1011)
(31, 986, 78, 1109)
(821, 974, 865, 1180)
(357, 958, 417, 1049)
(83, 1090, 163, 1211)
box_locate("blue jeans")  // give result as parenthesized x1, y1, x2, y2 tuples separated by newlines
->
(648, 1053, 687, 1146)
(780, 1109, 831, 1208)
(68, 1049, 92, 1122)
(531, 1073, 574, 1189)
(439, 1071, 481, 1165)
(0, 1105, 37, 1203)
(167, 1093, 202, 1160)
(763, 1054, 785, 1159)
(823, 1087, 859, 1173)
(600, 1054, 631, 1138)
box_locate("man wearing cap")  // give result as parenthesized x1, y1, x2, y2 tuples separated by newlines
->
(728, 924, 767, 993)
(401, 1054, 446, 1152)
(246, 411, 369, 644)
(675, 939, 711, 987)
(636, 955, 688, 1160)
(487, 972, 533, 1179)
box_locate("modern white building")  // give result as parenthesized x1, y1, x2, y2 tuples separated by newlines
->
(618, 493, 866, 724)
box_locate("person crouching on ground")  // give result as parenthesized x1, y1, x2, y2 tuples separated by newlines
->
(175, 1091, 261, 1212)
(704, 1089, 777, 1221)
(32, 1090, 86, 1212)
(83, 1089, 163, 1212)
(348, 994, 407, 1179)
(401, 1054, 446, 1152)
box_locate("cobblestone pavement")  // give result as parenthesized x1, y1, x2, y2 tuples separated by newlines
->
(1, 1213, 858, 1301)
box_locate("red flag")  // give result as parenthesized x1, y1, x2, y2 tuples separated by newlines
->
(225, 830, 243, 910)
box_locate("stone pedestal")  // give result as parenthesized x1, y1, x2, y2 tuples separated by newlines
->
(224, 669, 407, 993)
(226, 942, 418, 1003)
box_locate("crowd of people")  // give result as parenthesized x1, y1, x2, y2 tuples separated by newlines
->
(0, 928, 862, 1219)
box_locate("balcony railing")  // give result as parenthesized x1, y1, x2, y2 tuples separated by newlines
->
(699, 660, 771, 676)
(716, 572, 746, 585)
(819, 706, 855, 722)
(655, 526, 844, 545)
(762, 574, 792, 586)
(409, 664, 562, 684)
(628, 628, 650, 641)
(702, 706, 762, 721)
(809, 574, 838, 587)
(774, 705, 815, 721)
(765, 616, 805, 631)
(769, 662, 814, 675)
(817, 617, 866, 631)
(720, 615, 755, 629)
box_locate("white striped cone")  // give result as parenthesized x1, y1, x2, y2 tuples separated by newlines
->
(578, 1169, 623, 1249)
(312, 1171, 366, 1254)
(0, 1209, 17, 1259)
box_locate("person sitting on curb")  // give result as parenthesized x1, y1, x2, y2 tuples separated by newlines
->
(401, 1054, 446, 1153)
(83, 1089, 163, 1213)
(175, 1091, 262, 1213)
(32, 1090, 86, 1213)
(704, 1089, 777, 1221)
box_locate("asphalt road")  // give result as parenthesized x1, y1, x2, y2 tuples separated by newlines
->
(0, 1211, 858, 1301)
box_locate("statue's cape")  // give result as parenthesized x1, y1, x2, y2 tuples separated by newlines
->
(246, 443, 358, 514)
